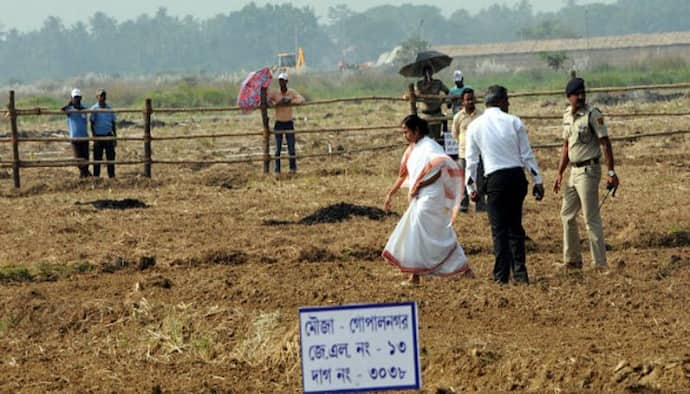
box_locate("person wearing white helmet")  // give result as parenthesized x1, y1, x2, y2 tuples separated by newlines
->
(268, 72, 305, 174)
(61, 88, 91, 177)
(448, 69, 471, 116)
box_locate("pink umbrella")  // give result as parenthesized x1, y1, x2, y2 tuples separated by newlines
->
(237, 67, 273, 112)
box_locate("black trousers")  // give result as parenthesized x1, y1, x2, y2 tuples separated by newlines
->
(71, 141, 91, 177)
(274, 120, 296, 173)
(486, 167, 528, 284)
(93, 139, 116, 178)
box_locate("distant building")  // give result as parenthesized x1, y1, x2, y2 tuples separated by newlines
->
(435, 31, 690, 73)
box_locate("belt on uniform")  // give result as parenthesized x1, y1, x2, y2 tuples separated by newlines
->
(571, 157, 599, 167)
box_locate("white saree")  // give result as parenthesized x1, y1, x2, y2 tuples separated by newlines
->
(382, 137, 470, 276)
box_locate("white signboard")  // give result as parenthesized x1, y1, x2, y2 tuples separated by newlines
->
(299, 302, 421, 393)
(443, 132, 458, 156)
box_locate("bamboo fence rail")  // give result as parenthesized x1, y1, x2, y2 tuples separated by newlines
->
(423, 111, 690, 123)
(2, 80, 689, 188)
(414, 81, 690, 101)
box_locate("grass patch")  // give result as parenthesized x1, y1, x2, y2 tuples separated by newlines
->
(0, 319, 12, 336)
(0, 262, 95, 283)
(0, 266, 33, 283)
(230, 311, 283, 367)
(145, 80, 239, 108)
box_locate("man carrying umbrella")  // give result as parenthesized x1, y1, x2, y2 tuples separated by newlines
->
(400, 51, 452, 146)
(415, 65, 449, 145)
(268, 72, 304, 174)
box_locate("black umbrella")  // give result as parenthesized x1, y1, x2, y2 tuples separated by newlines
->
(398, 50, 453, 78)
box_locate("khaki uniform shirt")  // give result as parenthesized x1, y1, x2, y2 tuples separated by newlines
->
(562, 104, 608, 163)
(452, 107, 483, 159)
(268, 88, 305, 122)
(415, 79, 449, 115)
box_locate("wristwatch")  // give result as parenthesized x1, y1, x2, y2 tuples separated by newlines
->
(608, 170, 616, 177)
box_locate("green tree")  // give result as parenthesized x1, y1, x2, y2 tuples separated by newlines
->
(538, 51, 569, 71)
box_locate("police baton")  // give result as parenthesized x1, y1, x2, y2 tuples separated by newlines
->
(599, 183, 618, 209)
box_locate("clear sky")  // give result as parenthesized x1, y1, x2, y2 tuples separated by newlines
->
(1, 0, 615, 32)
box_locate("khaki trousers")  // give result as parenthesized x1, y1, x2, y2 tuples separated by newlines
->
(561, 164, 607, 266)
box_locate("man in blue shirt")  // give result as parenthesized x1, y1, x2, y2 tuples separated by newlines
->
(90, 89, 117, 178)
(62, 89, 91, 178)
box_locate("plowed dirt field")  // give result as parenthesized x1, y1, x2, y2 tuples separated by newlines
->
(1, 95, 689, 392)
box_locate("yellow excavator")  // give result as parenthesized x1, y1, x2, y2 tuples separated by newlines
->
(275, 48, 306, 74)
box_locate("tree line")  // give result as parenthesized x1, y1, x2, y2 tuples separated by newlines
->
(0, 0, 688, 83)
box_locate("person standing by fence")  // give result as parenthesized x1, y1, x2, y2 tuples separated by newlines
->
(415, 65, 449, 146)
(452, 88, 485, 213)
(268, 72, 304, 174)
(61, 89, 91, 178)
(90, 89, 117, 178)
(465, 85, 544, 284)
(553, 77, 619, 271)
(448, 70, 470, 116)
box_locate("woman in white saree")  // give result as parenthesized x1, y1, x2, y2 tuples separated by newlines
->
(383, 115, 473, 285)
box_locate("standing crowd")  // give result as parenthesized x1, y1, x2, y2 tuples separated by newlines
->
(61, 88, 117, 178)
(62, 72, 305, 179)
(384, 73, 620, 286)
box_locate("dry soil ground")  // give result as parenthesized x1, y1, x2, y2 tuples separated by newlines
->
(0, 93, 689, 393)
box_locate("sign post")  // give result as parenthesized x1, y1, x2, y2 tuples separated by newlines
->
(299, 302, 421, 393)
(443, 131, 459, 157)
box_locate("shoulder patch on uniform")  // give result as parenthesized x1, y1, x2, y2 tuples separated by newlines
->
(596, 117, 605, 126)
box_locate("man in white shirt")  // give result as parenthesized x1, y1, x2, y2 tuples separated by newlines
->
(465, 85, 545, 284)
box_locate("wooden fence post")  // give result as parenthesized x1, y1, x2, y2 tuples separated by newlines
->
(144, 98, 152, 178)
(407, 83, 417, 115)
(8, 91, 20, 188)
(260, 87, 270, 174)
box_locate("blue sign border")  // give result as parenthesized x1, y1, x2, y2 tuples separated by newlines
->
(299, 301, 420, 393)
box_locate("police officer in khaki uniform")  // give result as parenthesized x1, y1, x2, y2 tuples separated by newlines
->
(553, 77, 620, 270)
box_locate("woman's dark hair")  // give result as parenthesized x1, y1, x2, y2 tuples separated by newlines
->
(401, 114, 430, 136)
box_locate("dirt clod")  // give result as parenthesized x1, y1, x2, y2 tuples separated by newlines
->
(299, 202, 392, 224)
(100, 256, 132, 273)
(138, 256, 156, 271)
(76, 198, 148, 210)
(145, 275, 173, 289)
(638, 230, 690, 248)
(263, 202, 394, 226)
(656, 254, 689, 280)
(203, 250, 248, 266)
(298, 247, 338, 263)
(341, 245, 381, 261)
